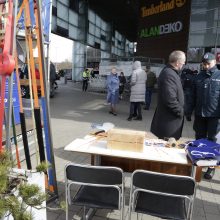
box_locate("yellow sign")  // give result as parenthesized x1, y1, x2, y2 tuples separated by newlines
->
(176, 0, 186, 8)
(141, 0, 186, 18)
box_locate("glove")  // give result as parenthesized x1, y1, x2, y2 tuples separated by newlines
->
(186, 115, 191, 121)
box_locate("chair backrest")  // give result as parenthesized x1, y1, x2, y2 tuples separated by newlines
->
(65, 163, 123, 185)
(132, 170, 195, 196)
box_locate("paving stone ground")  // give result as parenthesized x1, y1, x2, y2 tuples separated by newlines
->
(46, 79, 220, 220)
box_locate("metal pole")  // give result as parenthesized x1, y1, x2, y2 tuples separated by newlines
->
(36, 0, 58, 198)
(5, 0, 18, 153)
(214, 8, 220, 55)
(46, 0, 53, 94)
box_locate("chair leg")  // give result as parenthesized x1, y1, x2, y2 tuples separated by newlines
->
(190, 192, 197, 220)
(120, 207, 123, 220)
(137, 213, 142, 220)
(86, 208, 96, 220)
(83, 206, 86, 220)
(120, 194, 124, 220)
(65, 186, 69, 220)
(189, 202, 194, 220)
(66, 204, 68, 220)
(128, 192, 133, 220)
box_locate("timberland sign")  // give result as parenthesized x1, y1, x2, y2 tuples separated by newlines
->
(136, 0, 191, 62)
(141, 0, 186, 17)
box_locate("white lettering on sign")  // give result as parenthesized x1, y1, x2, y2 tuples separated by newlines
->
(140, 21, 183, 38)
(160, 21, 182, 35)
(4, 98, 16, 103)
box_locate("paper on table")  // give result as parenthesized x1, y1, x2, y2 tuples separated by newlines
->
(91, 122, 115, 132)
(147, 147, 188, 164)
(64, 137, 96, 151)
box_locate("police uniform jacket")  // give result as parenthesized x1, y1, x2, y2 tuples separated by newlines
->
(187, 66, 220, 117)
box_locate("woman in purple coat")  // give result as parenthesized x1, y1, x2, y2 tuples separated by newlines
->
(107, 67, 119, 116)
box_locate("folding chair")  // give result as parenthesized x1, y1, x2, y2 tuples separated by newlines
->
(128, 170, 196, 220)
(65, 163, 124, 220)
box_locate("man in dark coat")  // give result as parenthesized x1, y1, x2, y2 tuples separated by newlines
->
(185, 52, 220, 179)
(150, 50, 186, 140)
(144, 66, 157, 110)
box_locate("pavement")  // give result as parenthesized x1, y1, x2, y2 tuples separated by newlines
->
(43, 78, 220, 220)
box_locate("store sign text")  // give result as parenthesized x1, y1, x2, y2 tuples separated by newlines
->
(139, 21, 183, 38)
(141, 0, 186, 18)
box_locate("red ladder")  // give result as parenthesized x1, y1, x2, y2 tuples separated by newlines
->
(0, 0, 15, 151)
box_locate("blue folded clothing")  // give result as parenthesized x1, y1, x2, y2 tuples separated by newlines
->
(185, 139, 220, 166)
(186, 138, 220, 148)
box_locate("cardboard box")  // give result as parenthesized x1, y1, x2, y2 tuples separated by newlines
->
(107, 128, 145, 152)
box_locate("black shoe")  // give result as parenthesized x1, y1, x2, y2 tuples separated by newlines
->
(109, 111, 117, 116)
(143, 106, 149, 110)
(132, 114, 137, 117)
(133, 117, 142, 121)
(204, 167, 215, 180)
(127, 116, 132, 121)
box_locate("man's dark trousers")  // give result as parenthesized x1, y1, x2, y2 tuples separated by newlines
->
(82, 79, 88, 91)
(145, 87, 153, 109)
(129, 102, 142, 118)
(193, 116, 220, 141)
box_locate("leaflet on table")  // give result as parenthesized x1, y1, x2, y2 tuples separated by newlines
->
(145, 139, 167, 147)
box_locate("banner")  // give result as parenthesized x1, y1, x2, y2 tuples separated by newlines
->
(18, 0, 52, 42)
(99, 61, 133, 76)
(5, 74, 20, 124)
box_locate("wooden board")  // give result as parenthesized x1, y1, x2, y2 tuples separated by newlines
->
(20, 79, 41, 86)
(107, 128, 145, 152)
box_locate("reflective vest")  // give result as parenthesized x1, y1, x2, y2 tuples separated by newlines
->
(82, 71, 90, 78)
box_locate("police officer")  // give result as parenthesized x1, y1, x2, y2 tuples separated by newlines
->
(82, 68, 90, 91)
(181, 67, 198, 121)
(186, 53, 220, 179)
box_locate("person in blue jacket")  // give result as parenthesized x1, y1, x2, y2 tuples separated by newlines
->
(185, 52, 220, 179)
(106, 67, 119, 116)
